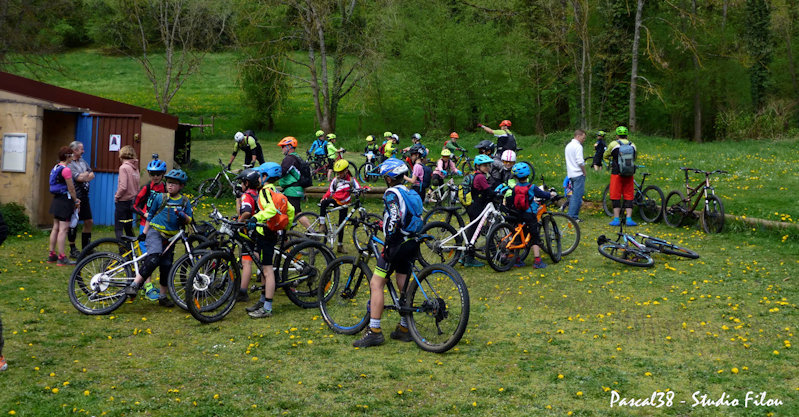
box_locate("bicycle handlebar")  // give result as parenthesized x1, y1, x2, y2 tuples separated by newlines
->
(679, 167, 729, 175)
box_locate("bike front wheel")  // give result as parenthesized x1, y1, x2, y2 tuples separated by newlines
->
(643, 238, 700, 259)
(281, 240, 335, 308)
(77, 237, 130, 262)
(197, 177, 222, 199)
(406, 263, 470, 353)
(542, 215, 562, 263)
(702, 194, 725, 234)
(168, 249, 212, 311)
(423, 207, 465, 230)
(549, 213, 581, 256)
(601, 184, 613, 217)
(598, 242, 654, 267)
(638, 185, 665, 223)
(318, 256, 372, 335)
(357, 162, 379, 183)
(663, 190, 688, 227)
(484, 222, 517, 272)
(417, 221, 461, 267)
(352, 213, 383, 252)
(69, 252, 133, 315)
(185, 250, 240, 323)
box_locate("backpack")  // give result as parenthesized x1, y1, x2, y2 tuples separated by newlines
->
(134, 182, 154, 215)
(287, 154, 312, 188)
(497, 133, 517, 153)
(419, 164, 432, 194)
(311, 139, 327, 156)
(458, 173, 475, 206)
(260, 188, 290, 232)
(512, 183, 532, 211)
(242, 189, 260, 215)
(49, 164, 68, 195)
(616, 140, 636, 176)
(148, 193, 189, 222)
(391, 186, 424, 235)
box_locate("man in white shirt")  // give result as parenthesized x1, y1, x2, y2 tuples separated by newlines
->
(564, 129, 587, 221)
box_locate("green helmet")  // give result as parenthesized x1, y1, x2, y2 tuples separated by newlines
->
(616, 126, 628, 136)
(597, 130, 606, 137)
(315, 130, 325, 137)
(383, 131, 392, 138)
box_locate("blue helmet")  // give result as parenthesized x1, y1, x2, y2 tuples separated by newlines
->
(147, 159, 167, 173)
(164, 169, 188, 184)
(474, 154, 493, 166)
(258, 162, 282, 179)
(378, 157, 408, 178)
(511, 162, 532, 179)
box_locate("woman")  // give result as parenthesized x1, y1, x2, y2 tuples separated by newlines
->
(114, 145, 140, 239)
(47, 146, 80, 266)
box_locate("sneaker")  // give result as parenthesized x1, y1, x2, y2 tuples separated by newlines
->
(625, 218, 638, 227)
(70, 248, 81, 259)
(124, 284, 140, 299)
(144, 283, 160, 301)
(462, 257, 484, 268)
(57, 256, 76, 266)
(248, 308, 273, 318)
(0, 356, 7, 371)
(571, 217, 583, 223)
(245, 300, 265, 313)
(609, 218, 621, 226)
(353, 328, 385, 348)
(158, 297, 175, 308)
(337, 245, 347, 254)
(533, 259, 548, 269)
(514, 259, 526, 268)
(389, 325, 412, 342)
(46, 252, 58, 263)
(236, 290, 249, 302)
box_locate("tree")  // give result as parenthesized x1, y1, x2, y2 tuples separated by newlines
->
(0, 0, 74, 73)
(743, 0, 772, 111)
(628, 0, 644, 132)
(106, 0, 231, 113)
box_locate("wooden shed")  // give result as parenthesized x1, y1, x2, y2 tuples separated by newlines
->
(0, 71, 179, 226)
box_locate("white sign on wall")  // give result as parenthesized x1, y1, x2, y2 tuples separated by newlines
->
(109, 134, 121, 152)
(2, 133, 27, 172)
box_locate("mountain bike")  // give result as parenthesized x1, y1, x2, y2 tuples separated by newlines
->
(422, 180, 466, 229)
(184, 206, 334, 323)
(197, 158, 248, 199)
(291, 188, 381, 252)
(455, 150, 472, 174)
(663, 167, 728, 233)
(537, 176, 581, 256)
(357, 151, 381, 183)
(317, 218, 469, 353)
(596, 218, 699, 267)
(600, 166, 665, 223)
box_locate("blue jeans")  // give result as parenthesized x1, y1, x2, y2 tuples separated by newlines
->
(567, 175, 585, 219)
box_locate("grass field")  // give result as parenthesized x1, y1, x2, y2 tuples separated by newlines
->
(1, 50, 798, 416)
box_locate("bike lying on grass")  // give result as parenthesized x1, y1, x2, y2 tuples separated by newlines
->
(596, 218, 699, 267)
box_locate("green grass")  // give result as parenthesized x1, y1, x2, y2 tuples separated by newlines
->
(2, 49, 799, 416)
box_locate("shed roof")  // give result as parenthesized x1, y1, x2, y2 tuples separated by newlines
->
(0, 71, 178, 130)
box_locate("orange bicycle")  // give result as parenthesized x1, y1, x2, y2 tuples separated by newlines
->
(485, 196, 562, 272)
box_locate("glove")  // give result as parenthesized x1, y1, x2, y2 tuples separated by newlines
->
(477, 123, 484, 128)
(456, 170, 462, 176)
(137, 233, 147, 242)
(226, 163, 232, 171)
(441, 170, 447, 176)
(246, 218, 257, 231)
(175, 208, 185, 218)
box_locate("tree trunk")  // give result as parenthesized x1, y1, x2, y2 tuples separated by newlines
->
(628, 0, 644, 132)
(785, 27, 799, 98)
(692, 0, 702, 143)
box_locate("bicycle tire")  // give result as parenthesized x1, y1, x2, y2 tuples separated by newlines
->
(417, 221, 461, 267)
(352, 213, 383, 252)
(198, 178, 222, 199)
(291, 212, 324, 241)
(168, 247, 214, 311)
(597, 242, 654, 267)
(542, 215, 562, 263)
(663, 190, 688, 227)
(639, 185, 665, 223)
(69, 252, 133, 315)
(423, 207, 465, 230)
(549, 213, 580, 256)
(701, 194, 725, 234)
(406, 263, 470, 353)
(281, 240, 335, 308)
(357, 162, 379, 183)
(77, 237, 129, 262)
(601, 184, 613, 217)
(318, 256, 372, 335)
(484, 222, 516, 272)
(185, 250, 240, 323)
(643, 238, 700, 259)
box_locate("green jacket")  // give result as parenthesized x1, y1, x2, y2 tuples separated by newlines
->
(279, 152, 305, 197)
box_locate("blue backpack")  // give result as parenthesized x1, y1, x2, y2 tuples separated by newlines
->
(310, 139, 327, 156)
(49, 164, 68, 195)
(392, 186, 424, 235)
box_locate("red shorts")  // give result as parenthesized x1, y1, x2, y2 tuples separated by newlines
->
(609, 174, 634, 201)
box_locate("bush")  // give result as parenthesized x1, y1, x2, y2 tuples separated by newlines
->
(0, 202, 34, 235)
(715, 99, 797, 140)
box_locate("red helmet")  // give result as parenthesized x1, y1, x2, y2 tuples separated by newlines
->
(500, 120, 512, 128)
(450, 132, 459, 139)
(277, 136, 298, 148)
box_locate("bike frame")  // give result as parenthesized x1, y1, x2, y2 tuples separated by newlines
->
(437, 201, 502, 251)
(680, 169, 718, 213)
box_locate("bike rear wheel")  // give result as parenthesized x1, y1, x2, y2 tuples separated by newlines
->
(597, 242, 654, 267)
(423, 207, 465, 230)
(406, 264, 470, 353)
(357, 162, 379, 183)
(291, 212, 325, 241)
(198, 177, 222, 199)
(417, 221, 461, 267)
(549, 213, 580, 256)
(542, 215, 562, 263)
(639, 185, 665, 223)
(168, 247, 213, 311)
(663, 190, 688, 227)
(702, 194, 725, 234)
(69, 252, 133, 315)
(318, 256, 371, 335)
(281, 240, 335, 308)
(643, 238, 700, 259)
(185, 250, 240, 323)
(77, 237, 130, 262)
(485, 222, 516, 272)
(601, 184, 613, 217)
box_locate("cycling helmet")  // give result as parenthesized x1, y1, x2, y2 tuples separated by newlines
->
(236, 169, 261, 187)
(146, 159, 167, 173)
(474, 154, 493, 166)
(616, 126, 628, 136)
(597, 130, 606, 137)
(277, 136, 298, 148)
(412, 133, 422, 141)
(475, 140, 496, 151)
(333, 159, 349, 172)
(234, 131, 245, 142)
(500, 119, 512, 128)
(383, 131, 393, 138)
(326, 133, 337, 140)
(164, 169, 188, 184)
(391, 134, 399, 142)
(449, 132, 459, 139)
(378, 157, 408, 178)
(441, 148, 453, 157)
(500, 149, 517, 162)
(511, 162, 531, 179)
(409, 143, 425, 155)
(315, 130, 325, 137)
(258, 162, 282, 179)
(365, 135, 375, 142)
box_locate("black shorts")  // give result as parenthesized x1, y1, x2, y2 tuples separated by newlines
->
(376, 238, 419, 277)
(76, 190, 92, 220)
(49, 194, 74, 222)
(287, 196, 303, 213)
(256, 234, 277, 266)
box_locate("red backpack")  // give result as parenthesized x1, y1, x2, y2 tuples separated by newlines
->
(512, 184, 532, 211)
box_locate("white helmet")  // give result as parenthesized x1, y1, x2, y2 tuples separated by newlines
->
(501, 149, 517, 162)
(234, 131, 245, 142)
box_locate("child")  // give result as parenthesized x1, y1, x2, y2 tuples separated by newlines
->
(133, 157, 167, 301)
(405, 144, 428, 198)
(364, 135, 380, 160)
(505, 162, 554, 268)
(236, 169, 263, 303)
(124, 169, 193, 307)
(114, 145, 140, 240)
(443, 132, 466, 156)
(325, 133, 342, 181)
(320, 159, 360, 254)
(592, 130, 607, 171)
(248, 162, 296, 318)
(432, 149, 461, 186)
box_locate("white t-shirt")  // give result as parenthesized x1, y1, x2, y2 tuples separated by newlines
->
(565, 138, 585, 179)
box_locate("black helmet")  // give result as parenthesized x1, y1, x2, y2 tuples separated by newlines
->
(409, 143, 425, 155)
(236, 169, 261, 187)
(475, 140, 496, 151)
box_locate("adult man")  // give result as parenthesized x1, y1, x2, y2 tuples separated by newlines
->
(67, 140, 94, 258)
(603, 126, 638, 226)
(565, 129, 587, 221)
(228, 130, 264, 169)
(479, 120, 517, 154)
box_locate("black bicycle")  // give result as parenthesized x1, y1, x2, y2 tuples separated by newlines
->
(601, 166, 665, 223)
(663, 167, 728, 234)
(597, 218, 699, 267)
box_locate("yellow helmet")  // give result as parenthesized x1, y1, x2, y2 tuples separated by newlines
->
(441, 149, 453, 157)
(333, 159, 349, 172)
(327, 133, 337, 140)
(365, 135, 375, 142)
(383, 131, 393, 138)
